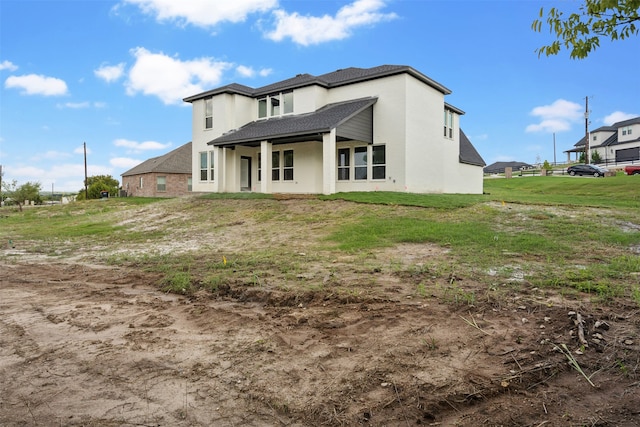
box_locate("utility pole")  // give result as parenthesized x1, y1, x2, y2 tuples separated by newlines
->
(584, 96, 590, 164)
(84, 142, 88, 200)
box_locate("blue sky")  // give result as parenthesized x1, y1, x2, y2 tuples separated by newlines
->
(1, 0, 638, 192)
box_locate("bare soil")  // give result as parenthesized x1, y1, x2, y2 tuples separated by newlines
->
(1, 198, 640, 426)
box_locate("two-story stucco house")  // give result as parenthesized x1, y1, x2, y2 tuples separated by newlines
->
(183, 65, 485, 195)
(566, 116, 640, 164)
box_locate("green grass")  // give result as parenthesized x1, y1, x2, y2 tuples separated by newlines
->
(483, 174, 640, 208)
(2, 176, 640, 304)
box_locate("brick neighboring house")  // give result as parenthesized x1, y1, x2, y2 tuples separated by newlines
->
(121, 142, 192, 197)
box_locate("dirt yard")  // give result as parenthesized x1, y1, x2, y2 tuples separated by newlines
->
(1, 198, 639, 426)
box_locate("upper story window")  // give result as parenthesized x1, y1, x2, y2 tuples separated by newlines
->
(204, 98, 213, 129)
(593, 134, 597, 141)
(444, 109, 454, 139)
(258, 91, 293, 119)
(622, 126, 633, 136)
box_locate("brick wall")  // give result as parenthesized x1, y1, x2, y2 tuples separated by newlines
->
(122, 173, 191, 197)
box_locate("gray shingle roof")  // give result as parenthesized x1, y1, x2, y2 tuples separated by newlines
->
(121, 142, 192, 176)
(184, 65, 451, 103)
(208, 97, 377, 146)
(459, 130, 485, 166)
(612, 116, 640, 127)
(484, 161, 533, 174)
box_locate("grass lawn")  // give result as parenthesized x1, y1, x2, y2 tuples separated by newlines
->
(2, 174, 640, 305)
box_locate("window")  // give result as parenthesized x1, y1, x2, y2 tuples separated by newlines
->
(139, 176, 143, 188)
(593, 135, 598, 141)
(372, 145, 386, 179)
(622, 126, 633, 136)
(354, 147, 368, 180)
(270, 94, 280, 116)
(258, 91, 293, 119)
(283, 150, 294, 181)
(338, 148, 350, 180)
(199, 152, 208, 181)
(258, 97, 267, 118)
(258, 153, 262, 181)
(187, 177, 192, 192)
(272, 151, 280, 181)
(444, 109, 453, 139)
(205, 98, 213, 129)
(283, 91, 293, 114)
(209, 151, 215, 180)
(156, 176, 166, 192)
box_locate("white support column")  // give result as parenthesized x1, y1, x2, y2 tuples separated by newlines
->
(260, 140, 272, 194)
(227, 148, 237, 192)
(215, 146, 224, 192)
(322, 129, 337, 195)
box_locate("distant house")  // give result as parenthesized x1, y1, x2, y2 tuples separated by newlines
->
(183, 65, 485, 195)
(121, 142, 192, 197)
(484, 161, 533, 174)
(565, 116, 640, 163)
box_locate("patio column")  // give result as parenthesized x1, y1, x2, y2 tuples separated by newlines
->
(260, 140, 272, 194)
(215, 146, 224, 192)
(322, 129, 337, 195)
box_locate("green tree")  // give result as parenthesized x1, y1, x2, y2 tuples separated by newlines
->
(533, 1, 640, 59)
(1, 180, 43, 211)
(591, 150, 602, 163)
(77, 175, 120, 200)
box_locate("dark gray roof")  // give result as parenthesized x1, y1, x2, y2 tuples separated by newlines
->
(570, 116, 640, 150)
(184, 65, 451, 103)
(208, 97, 377, 147)
(612, 116, 640, 127)
(459, 130, 485, 166)
(484, 161, 533, 174)
(121, 142, 192, 177)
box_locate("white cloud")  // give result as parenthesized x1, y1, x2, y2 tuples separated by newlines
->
(95, 63, 126, 82)
(4, 74, 68, 96)
(40, 151, 72, 160)
(266, 0, 397, 46)
(57, 101, 90, 109)
(126, 47, 232, 105)
(603, 111, 637, 126)
(236, 65, 255, 78)
(74, 145, 92, 155)
(122, 0, 277, 27)
(114, 138, 171, 152)
(525, 99, 583, 133)
(235, 65, 272, 78)
(111, 157, 143, 169)
(0, 60, 18, 71)
(57, 101, 107, 109)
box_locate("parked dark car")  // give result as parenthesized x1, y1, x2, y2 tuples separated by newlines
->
(566, 164, 608, 177)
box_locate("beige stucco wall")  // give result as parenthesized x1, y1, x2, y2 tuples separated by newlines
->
(189, 71, 483, 195)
